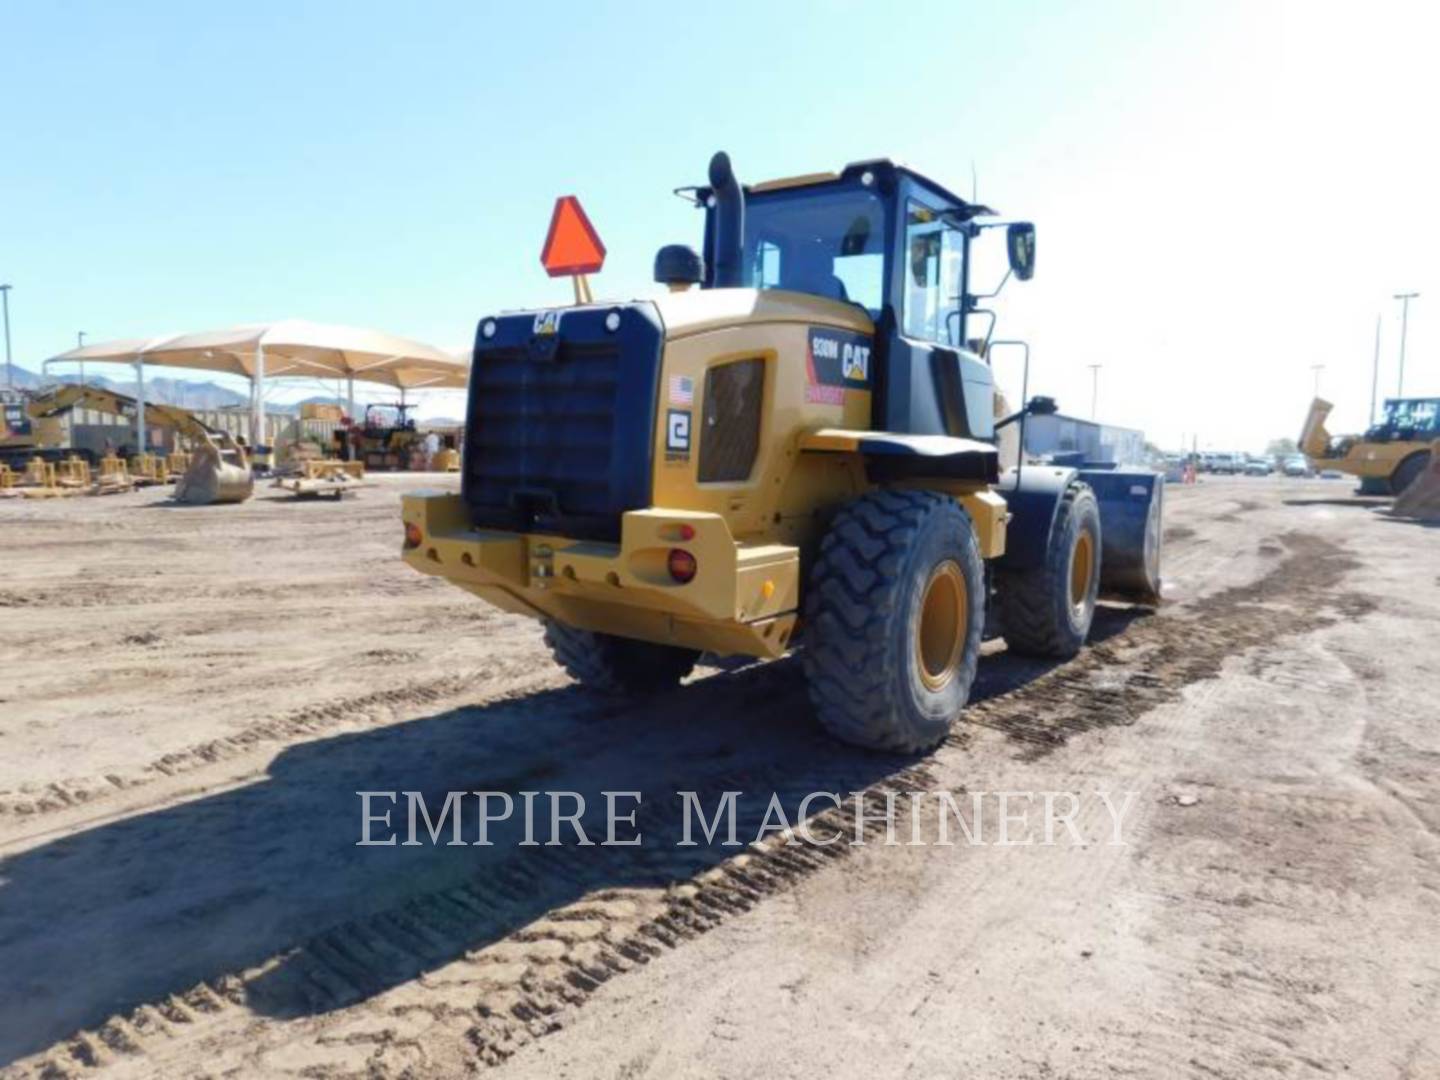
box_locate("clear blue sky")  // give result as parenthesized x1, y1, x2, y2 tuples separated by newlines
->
(4, 1, 1437, 446)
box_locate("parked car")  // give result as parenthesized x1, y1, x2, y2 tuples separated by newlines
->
(1282, 455, 1310, 477)
(1211, 453, 1243, 475)
(1243, 457, 1273, 476)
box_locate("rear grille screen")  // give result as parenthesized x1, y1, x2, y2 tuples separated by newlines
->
(463, 304, 663, 541)
(698, 357, 765, 483)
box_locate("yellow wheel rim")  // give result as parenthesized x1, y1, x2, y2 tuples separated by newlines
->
(916, 560, 967, 692)
(1070, 531, 1095, 617)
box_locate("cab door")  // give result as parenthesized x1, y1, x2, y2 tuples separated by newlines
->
(876, 187, 994, 439)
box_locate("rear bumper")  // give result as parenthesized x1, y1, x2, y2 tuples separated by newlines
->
(401, 491, 800, 658)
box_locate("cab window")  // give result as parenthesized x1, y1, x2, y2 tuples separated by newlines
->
(742, 187, 885, 315)
(903, 200, 966, 346)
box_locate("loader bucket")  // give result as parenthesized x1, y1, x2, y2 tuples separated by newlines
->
(1391, 441, 1440, 521)
(1299, 397, 1333, 459)
(173, 432, 254, 505)
(1079, 466, 1164, 605)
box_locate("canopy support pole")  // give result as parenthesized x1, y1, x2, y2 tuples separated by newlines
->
(252, 343, 266, 446)
(135, 360, 146, 455)
(347, 375, 355, 421)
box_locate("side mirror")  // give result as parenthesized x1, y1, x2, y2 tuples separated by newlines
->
(1006, 222, 1036, 281)
(654, 244, 704, 290)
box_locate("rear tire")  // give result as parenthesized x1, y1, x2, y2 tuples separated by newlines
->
(543, 622, 698, 694)
(802, 490, 984, 753)
(1390, 451, 1431, 496)
(998, 482, 1101, 658)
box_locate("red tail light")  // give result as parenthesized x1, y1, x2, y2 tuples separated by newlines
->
(404, 522, 423, 549)
(667, 548, 697, 583)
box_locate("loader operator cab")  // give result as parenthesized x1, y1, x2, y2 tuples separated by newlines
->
(669, 156, 1035, 446)
(1366, 398, 1440, 443)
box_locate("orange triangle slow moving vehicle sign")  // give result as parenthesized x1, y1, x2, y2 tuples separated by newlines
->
(540, 195, 607, 277)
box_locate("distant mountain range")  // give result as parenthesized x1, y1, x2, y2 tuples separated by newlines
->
(7, 365, 249, 409)
(5, 367, 463, 423)
(5, 367, 349, 415)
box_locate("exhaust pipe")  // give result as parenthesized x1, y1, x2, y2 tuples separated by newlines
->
(708, 151, 745, 288)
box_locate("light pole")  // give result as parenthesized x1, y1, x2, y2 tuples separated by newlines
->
(1311, 363, 1325, 398)
(1, 284, 13, 390)
(1369, 315, 1381, 425)
(1087, 363, 1102, 420)
(77, 331, 87, 388)
(1394, 292, 1418, 396)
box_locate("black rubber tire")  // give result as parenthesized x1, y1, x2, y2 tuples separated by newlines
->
(1390, 451, 1431, 496)
(1358, 476, 1390, 496)
(997, 482, 1102, 659)
(542, 622, 699, 694)
(802, 489, 984, 753)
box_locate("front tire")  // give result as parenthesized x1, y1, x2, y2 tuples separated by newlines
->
(543, 622, 698, 694)
(997, 482, 1102, 658)
(802, 490, 984, 753)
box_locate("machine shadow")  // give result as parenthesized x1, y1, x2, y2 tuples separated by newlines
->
(0, 660, 881, 1061)
(0, 609, 1147, 1063)
(1281, 497, 1389, 509)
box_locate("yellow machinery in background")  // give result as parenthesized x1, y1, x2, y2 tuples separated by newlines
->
(1301, 396, 1438, 495)
(2, 383, 253, 503)
(272, 458, 368, 499)
(349, 402, 421, 469)
(402, 152, 1165, 755)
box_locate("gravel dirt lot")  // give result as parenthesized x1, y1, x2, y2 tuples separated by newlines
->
(1, 474, 1437, 1079)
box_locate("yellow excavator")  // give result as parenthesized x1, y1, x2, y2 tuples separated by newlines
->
(1300, 396, 1437, 495)
(1, 383, 253, 503)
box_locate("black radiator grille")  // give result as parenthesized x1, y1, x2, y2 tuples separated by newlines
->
(462, 304, 663, 541)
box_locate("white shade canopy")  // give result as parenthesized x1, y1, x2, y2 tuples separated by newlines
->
(46, 320, 467, 446)
(47, 319, 468, 391)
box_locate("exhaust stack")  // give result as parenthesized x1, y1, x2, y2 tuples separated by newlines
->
(708, 151, 745, 288)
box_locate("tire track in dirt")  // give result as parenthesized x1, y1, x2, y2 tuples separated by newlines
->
(0, 671, 505, 821)
(960, 531, 1375, 758)
(6, 532, 1373, 1078)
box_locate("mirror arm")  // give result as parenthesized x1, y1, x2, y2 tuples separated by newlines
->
(970, 267, 1011, 303)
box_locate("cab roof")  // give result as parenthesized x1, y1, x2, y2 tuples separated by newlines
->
(686, 158, 997, 220)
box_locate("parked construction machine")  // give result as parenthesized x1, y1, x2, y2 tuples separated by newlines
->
(1, 387, 82, 469)
(1300, 396, 1437, 495)
(347, 402, 421, 470)
(1, 383, 254, 503)
(402, 153, 1163, 752)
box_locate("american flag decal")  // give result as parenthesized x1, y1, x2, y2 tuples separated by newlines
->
(669, 374, 694, 406)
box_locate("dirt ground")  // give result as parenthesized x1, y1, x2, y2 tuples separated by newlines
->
(1, 474, 1437, 1079)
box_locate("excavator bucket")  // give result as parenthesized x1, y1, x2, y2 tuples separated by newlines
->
(1391, 441, 1440, 521)
(173, 431, 254, 505)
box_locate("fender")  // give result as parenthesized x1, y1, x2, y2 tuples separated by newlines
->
(799, 429, 998, 483)
(992, 465, 1079, 572)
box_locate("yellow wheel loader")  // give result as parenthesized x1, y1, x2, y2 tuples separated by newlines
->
(402, 153, 1163, 752)
(1300, 396, 1437, 495)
